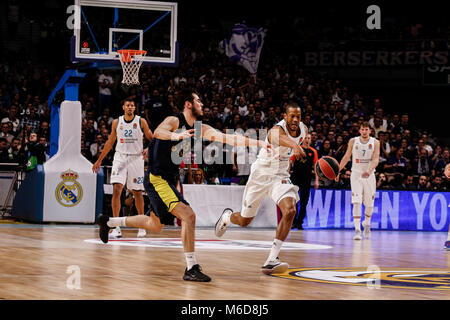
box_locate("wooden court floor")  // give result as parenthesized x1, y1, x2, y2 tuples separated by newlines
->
(0, 222, 449, 300)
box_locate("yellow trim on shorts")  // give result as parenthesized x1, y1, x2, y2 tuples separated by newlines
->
(149, 173, 180, 212)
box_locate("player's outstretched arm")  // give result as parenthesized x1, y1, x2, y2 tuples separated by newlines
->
(201, 124, 270, 149)
(154, 116, 194, 141)
(92, 119, 118, 173)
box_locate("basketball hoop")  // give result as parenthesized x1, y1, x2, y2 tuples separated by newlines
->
(117, 49, 147, 86)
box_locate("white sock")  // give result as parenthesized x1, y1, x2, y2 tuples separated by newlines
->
(185, 252, 197, 270)
(364, 207, 373, 227)
(353, 203, 362, 232)
(266, 239, 284, 263)
(354, 218, 361, 232)
(107, 217, 127, 228)
(224, 211, 232, 224)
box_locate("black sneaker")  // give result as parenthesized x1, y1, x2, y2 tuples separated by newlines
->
(97, 214, 111, 244)
(183, 264, 211, 282)
(261, 257, 289, 275)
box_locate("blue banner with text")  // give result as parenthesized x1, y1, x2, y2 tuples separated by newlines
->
(303, 189, 450, 231)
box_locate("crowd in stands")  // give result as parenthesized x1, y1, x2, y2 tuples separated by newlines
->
(0, 39, 449, 192)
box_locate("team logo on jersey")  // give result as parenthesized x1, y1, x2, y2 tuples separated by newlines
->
(133, 123, 137, 129)
(355, 145, 358, 150)
(120, 126, 123, 130)
(120, 138, 124, 143)
(369, 144, 372, 149)
(55, 169, 83, 207)
(269, 268, 450, 290)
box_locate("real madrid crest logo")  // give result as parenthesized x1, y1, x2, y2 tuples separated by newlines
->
(55, 169, 83, 207)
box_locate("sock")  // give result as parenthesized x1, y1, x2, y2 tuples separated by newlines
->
(224, 211, 232, 224)
(353, 203, 362, 232)
(266, 239, 284, 263)
(107, 217, 127, 228)
(364, 207, 373, 227)
(185, 252, 197, 270)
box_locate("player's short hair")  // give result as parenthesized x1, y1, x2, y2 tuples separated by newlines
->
(121, 97, 135, 106)
(359, 121, 371, 129)
(178, 88, 199, 110)
(284, 101, 300, 114)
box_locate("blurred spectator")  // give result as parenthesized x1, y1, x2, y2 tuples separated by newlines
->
(432, 148, 449, 177)
(24, 132, 46, 171)
(7, 137, 21, 163)
(39, 136, 50, 161)
(20, 107, 40, 133)
(144, 89, 172, 132)
(417, 174, 431, 191)
(90, 134, 104, 161)
(336, 169, 351, 188)
(0, 138, 10, 162)
(403, 174, 417, 190)
(98, 70, 114, 114)
(1, 105, 20, 134)
(0, 122, 14, 144)
(371, 115, 387, 138)
(415, 148, 433, 176)
(430, 175, 446, 191)
(384, 148, 407, 176)
(376, 172, 390, 190)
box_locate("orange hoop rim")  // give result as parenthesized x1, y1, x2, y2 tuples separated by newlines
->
(117, 49, 147, 63)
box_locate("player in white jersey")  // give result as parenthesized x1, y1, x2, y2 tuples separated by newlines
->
(215, 102, 307, 275)
(93, 98, 157, 238)
(336, 122, 380, 240)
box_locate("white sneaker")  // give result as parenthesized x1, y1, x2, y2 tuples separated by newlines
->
(110, 226, 122, 238)
(137, 228, 147, 238)
(363, 222, 371, 239)
(215, 208, 233, 237)
(353, 230, 362, 240)
(261, 257, 289, 275)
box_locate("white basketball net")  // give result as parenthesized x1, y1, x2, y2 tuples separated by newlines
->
(118, 50, 146, 86)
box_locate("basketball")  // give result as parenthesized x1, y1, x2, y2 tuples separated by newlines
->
(315, 156, 340, 181)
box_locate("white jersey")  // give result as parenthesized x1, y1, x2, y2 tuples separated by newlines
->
(352, 136, 376, 173)
(255, 119, 307, 176)
(115, 115, 143, 155)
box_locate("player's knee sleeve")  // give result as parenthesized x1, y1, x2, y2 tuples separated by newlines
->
(353, 203, 362, 218)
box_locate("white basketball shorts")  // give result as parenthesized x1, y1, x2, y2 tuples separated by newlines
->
(350, 171, 376, 207)
(241, 162, 299, 218)
(110, 152, 145, 191)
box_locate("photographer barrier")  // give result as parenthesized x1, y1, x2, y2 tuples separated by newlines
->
(0, 163, 22, 217)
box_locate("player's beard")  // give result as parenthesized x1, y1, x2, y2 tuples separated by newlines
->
(192, 105, 202, 119)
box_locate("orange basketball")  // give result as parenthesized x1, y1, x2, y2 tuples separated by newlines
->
(315, 156, 340, 181)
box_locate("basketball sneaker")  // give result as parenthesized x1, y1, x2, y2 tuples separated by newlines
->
(97, 214, 112, 244)
(363, 221, 371, 239)
(261, 257, 289, 275)
(444, 241, 450, 251)
(110, 226, 122, 239)
(183, 264, 211, 282)
(353, 230, 362, 240)
(137, 228, 147, 238)
(215, 208, 233, 237)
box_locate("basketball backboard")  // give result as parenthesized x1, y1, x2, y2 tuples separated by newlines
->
(71, 0, 178, 66)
